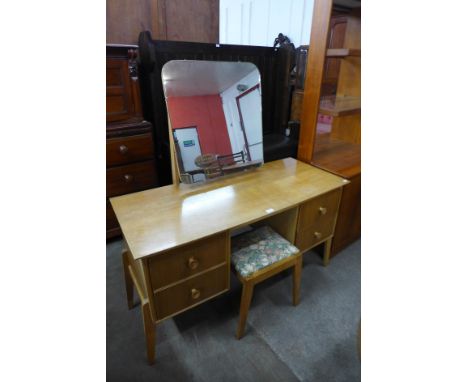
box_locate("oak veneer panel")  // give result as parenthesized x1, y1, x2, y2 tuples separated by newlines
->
(106, 160, 157, 197)
(148, 232, 228, 291)
(110, 158, 346, 260)
(153, 265, 228, 321)
(106, 133, 154, 167)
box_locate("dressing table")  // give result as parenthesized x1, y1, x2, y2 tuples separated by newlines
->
(110, 157, 347, 363)
(110, 59, 348, 364)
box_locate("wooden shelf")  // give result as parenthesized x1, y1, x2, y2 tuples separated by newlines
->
(319, 96, 360, 117)
(326, 48, 360, 58)
(312, 133, 361, 179)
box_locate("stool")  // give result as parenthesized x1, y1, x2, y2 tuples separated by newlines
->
(231, 225, 302, 339)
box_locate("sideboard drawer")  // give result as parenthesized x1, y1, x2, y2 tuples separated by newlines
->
(106, 133, 154, 166)
(106, 160, 157, 197)
(295, 189, 341, 251)
(148, 232, 229, 291)
(153, 265, 229, 321)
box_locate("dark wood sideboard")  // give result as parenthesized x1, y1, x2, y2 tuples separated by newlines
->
(106, 45, 158, 239)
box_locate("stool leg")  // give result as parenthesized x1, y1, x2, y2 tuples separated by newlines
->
(142, 302, 156, 364)
(293, 255, 302, 306)
(122, 249, 134, 309)
(323, 238, 332, 267)
(236, 281, 254, 339)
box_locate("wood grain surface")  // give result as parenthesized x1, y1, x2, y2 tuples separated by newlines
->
(111, 158, 346, 260)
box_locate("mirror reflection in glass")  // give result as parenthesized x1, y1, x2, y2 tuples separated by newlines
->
(162, 60, 263, 184)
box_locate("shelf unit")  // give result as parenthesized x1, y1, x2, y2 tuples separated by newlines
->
(298, 0, 361, 257)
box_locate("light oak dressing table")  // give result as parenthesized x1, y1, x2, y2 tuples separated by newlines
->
(110, 157, 348, 364)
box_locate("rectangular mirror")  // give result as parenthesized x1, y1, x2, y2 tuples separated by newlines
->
(162, 60, 263, 184)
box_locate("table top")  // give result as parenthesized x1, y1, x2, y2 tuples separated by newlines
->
(110, 158, 347, 260)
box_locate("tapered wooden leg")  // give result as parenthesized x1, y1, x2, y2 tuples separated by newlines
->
(122, 249, 134, 309)
(236, 281, 254, 339)
(142, 302, 156, 364)
(293, 255, 302, 306)
(323, 238, 332, 267)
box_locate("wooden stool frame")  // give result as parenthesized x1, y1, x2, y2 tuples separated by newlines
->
(233, 251, 303, 339)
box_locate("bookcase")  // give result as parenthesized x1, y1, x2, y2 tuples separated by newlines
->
(297, 0, 361, 257)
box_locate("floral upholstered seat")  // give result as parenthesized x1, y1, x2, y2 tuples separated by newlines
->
(231, 226, 300, 278)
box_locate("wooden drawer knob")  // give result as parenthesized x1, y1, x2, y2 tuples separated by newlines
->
(124, 174, 134, 183)
(119, 145, 129, 155)
(319, 207, 327, 215)
(187, 256, 199, 270)
(314, 231, 322, 239)
(191, 288, 201, 300)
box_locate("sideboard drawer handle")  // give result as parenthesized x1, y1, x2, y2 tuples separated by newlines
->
(187, 256, 199, 270)
(191, 288, 201, 300)
(319, 207, 327, 215)
(314, 231, 322, 239)
(119, 145, 129, 155)
(124, 174, 134, 183)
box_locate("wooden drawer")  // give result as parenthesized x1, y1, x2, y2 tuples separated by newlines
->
(148, 232, 229, 291)
(106, 160, 157, 197)
(107, 58, 133, 123)
(153, 265, 229, 321)
(107, 133, 154, 167)
(295, 188, 341, 251)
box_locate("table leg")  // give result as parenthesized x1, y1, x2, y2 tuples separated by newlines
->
(122, 249, 134, 309)
(142, 302, 156, 364)
(323, 238, 332, 267)
(236, 281, 254, 339)
(293, 255, 302, 305)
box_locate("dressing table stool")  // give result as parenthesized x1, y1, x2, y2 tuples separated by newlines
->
(231, 225, 302, 339)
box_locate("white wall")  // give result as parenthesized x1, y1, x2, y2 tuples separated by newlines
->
(219, 0, 314, 47)
(221, 70, 262, 159)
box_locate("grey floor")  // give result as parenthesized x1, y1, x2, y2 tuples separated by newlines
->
(107, 239, 361, 382)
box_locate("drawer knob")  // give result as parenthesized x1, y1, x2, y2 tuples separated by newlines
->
(314, 231, 322, 239)
(191, 288, 201, 300)
(124, 174, 134, 183)
(188, 256, 199, 270)
(319, 207, 327, 215)
(119, 145, 129, 155)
